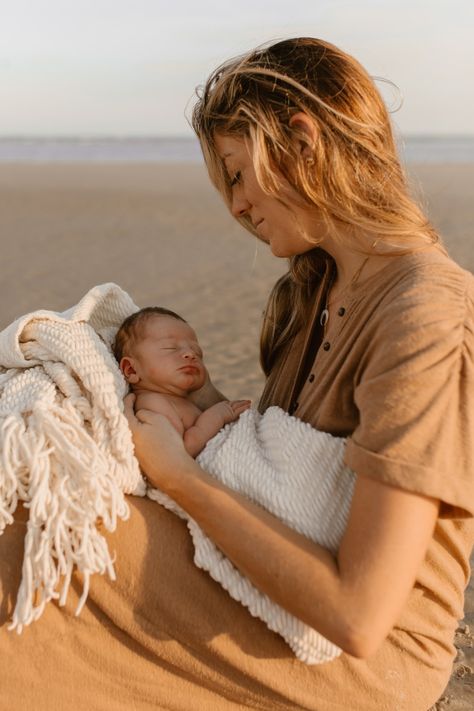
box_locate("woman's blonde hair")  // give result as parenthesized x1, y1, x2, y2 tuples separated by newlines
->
(191, 37, 439, 374)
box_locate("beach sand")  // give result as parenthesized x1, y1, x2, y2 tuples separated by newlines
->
(0, 162, 473, 707)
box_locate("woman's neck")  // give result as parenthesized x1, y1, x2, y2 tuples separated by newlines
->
(317, 228, 408, 295)
(318, 230, 372, 291)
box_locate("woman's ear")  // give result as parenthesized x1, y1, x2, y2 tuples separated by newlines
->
(288, 112, 318, 159)
(120, 357, 139, 384)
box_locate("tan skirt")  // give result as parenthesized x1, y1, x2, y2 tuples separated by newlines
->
(0, 497, 451, 711)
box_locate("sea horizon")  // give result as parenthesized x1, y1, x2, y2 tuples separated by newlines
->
(0, 134, 473, 164)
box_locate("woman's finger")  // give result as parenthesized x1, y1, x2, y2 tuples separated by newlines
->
(134, 408, 175, 429)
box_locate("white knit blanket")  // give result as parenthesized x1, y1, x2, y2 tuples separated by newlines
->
(0, 284, 144, 631)
(150, 409, 355, 664)
(0, 283, 355, 665)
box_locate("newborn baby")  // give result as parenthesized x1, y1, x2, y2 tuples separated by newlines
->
(113, 307, 251, 457)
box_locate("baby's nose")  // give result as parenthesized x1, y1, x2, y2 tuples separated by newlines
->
(182, 349, 196, 359)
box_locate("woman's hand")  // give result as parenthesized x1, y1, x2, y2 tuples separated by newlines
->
(123, 393, 197, 493)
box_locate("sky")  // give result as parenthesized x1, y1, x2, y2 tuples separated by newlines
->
(0, 0, 472, 137)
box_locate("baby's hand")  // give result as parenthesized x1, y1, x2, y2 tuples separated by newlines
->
(210, 399, 251, 425)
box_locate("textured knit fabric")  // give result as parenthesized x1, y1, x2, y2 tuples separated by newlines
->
(0, 283, 144, 631)
(1, 248, 473, 711)
(0, 283, 357, 658)
(153, 406, 355, 664)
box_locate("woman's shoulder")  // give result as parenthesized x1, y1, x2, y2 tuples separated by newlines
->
(370, 248, 474, 321)
(353, 248, 474, 361)
(398, 246, 469, 283)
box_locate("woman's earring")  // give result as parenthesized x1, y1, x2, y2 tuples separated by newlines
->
(306, 156, 315, 166)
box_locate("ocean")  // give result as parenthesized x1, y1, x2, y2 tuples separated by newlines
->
(0, 135, 473, 164)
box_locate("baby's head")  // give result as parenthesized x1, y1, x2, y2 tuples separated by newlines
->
(113, 307, 207, 396)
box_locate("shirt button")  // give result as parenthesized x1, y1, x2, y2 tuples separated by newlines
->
(338, 307, 346, 317)
(323, 342, 331, 351)
(308, 373, 315, 383)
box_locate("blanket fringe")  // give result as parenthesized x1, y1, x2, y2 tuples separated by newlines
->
(0, 413, 26, 530)
(2, 402, 128, 633)
(0, 283, 143, 632)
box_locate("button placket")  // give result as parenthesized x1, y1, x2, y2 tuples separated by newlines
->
(320, 300, 351, 355)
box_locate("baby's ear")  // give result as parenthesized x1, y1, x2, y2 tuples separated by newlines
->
(120, 357, 139, 384)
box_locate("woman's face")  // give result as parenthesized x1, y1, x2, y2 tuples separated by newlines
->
(214, 133, 323, 258)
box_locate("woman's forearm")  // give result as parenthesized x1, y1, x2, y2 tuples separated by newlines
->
(162, 458, 355, 653)
(188, 379, 227, 411)
(127, 398, 439, 660)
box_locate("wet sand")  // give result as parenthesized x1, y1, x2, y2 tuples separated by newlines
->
(0, 162, 473, 707)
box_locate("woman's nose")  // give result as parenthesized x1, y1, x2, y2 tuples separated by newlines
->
(231, 191, 251, 218)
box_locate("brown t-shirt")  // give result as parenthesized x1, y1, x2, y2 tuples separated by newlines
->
(1, 249, 472, 711)
(260, 247, 474, 707)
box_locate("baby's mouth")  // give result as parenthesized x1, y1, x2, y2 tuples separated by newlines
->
(179, 365, 200, 374)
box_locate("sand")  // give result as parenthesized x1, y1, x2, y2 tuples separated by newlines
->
(0, 161, 473, 707)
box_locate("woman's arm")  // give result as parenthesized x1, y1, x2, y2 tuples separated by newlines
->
(125, 396, 439, 658)
(188, 372, 227, 410)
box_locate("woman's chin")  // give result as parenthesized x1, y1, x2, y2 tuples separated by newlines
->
(269, 238, 318, 259)
(269, 243, 293, 258)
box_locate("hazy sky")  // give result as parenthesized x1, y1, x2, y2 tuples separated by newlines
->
(0, 0, 472, 137)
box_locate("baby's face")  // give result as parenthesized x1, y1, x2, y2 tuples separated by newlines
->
(123, 316, 207, 395)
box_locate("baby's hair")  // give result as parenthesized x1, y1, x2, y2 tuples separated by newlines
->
(113, 306, 187, 362)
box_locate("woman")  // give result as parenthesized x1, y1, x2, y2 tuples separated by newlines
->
(125, 38, 474, 709)
(1, 37, 472, 711)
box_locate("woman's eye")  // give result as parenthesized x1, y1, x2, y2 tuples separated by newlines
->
(230, 171, 241, 187)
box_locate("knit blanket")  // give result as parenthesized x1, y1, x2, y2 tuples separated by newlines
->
(0, 283, 355, 665)
(0, 284, 144, 631)
(152, 408, 355, 664)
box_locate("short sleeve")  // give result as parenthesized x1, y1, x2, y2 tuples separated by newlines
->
(345, 264, 474, 518)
